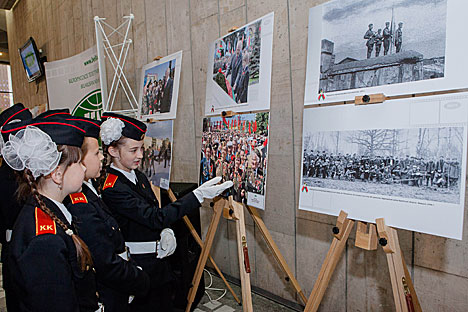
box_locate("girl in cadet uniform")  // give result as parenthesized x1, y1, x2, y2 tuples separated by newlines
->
(99, 112, 232, 311)
(63, 116, 151, 312)
(1, 119, 101, 312)
(0, 103, 33, 311)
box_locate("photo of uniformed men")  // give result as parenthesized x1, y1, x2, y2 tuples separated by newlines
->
(212, 20, 261, 104)
(141, 58, 176, 116)
(302, 126, 464, 204)
(200, 113, 269, 206)
(319, 0, 447, 92)
(139, 120, 173, 189)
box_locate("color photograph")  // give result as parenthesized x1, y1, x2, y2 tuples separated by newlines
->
(138, 51, 182, 120)
(200, 112, 269, 209)
(140, 120, 173, 190)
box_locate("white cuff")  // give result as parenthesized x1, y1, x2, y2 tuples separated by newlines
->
(193, 189, 204, 203)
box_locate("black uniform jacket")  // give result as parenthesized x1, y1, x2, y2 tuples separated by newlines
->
(0, 164, 23, 260)
(100, 167, 200, 286)
(101, 167, 200, 242)
(8, 195, 99, 312)
(65, 183, 150, 309)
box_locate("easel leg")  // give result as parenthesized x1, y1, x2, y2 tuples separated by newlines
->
(165, 187, 241, 304)
(304, 211, 354, 312)
(377, 219, 421, 312)
(182, 215, 241, 304)
(246, 205, 308, 305)
(232, 201, 253, 311)
(185, 199, 225, 312)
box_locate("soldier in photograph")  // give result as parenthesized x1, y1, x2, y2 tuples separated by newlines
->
(383, 22, 392, 55)
(395, 22, 403, 53)
(364, 23, 376, 59)
(375, 29, 383, 57)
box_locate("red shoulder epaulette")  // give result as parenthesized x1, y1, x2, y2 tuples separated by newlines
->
(103, 174, 118, 190)
(69, 192, 88, 204)
(35, 207, 56, 236)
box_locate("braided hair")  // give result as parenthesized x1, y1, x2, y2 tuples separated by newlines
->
(17, 145, 93, 271)
(98, 137, 128, 193)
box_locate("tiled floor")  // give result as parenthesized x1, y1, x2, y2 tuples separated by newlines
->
(196, 271, 297, 312)
(0, 264, 296, 312)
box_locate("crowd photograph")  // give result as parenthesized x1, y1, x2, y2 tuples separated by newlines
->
(302, 126, 464, 204)
(200, 113, 269, 206)
(212, 20, 261, 104)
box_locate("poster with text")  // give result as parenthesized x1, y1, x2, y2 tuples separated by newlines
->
(205, 12, 274, 115)
(304, 0, 468, 105)
(138, 51, 182, 120)
(45, 46, 102, 119)
(299, 93, 468, 239)
(200, 112, 269, 209)
(140, 120, 173, 190)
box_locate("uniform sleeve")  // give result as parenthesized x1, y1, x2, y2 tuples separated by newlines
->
(17, 234, 79, 312)
(71, 203, 150, 295)
(102, 186, 200, 231)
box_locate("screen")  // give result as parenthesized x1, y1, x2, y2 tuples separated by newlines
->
(19, 39, 42, 82)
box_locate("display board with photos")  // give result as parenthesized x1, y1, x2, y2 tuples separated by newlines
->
(205, 12, 274, 115)
(139, 120, 174, 190)
(304, 0, 468, 105)
(200, 113, 270, 209)
(299, 93, 468, 239)
(138, 51, 182, 120)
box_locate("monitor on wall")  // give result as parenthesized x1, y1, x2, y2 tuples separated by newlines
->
(19, 37, 43, 82)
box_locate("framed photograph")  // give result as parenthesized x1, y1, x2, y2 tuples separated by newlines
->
(139, 120, 174, 190)
(304, 0, 468, 105)
(138, 51, 182, 120)
(205, 12, 274, 115)
(200, 112, 270, 209)
(299, 93, 468, 239)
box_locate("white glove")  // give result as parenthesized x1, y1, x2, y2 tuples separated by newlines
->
(156, 228, 177, 259)
(193, 177, 234, 203)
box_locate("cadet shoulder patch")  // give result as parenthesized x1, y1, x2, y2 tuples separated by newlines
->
(103, 174, 118, 190)
(35, 207, 56, 236)
(69, 192, 88, 204)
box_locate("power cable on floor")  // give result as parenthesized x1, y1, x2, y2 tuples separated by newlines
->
(203, 268, 227, 302)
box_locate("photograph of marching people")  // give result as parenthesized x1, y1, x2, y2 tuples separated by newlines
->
(138, 51, 182, 120)
(304, 0, 468, 105)
(139, 120, 173, 189)
(205, 12, 274, 115)
(299, 94, 468, 239)
(302, 126, 463, 204)
(200, 112, 269, 209)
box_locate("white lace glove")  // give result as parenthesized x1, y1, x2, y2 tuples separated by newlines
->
(193, 177, 234, 203)
(156, 228, 177, 259)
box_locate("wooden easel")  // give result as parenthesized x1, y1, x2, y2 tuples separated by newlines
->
(183, 194, 308, 312)
(184, 195, 253, 312)
(304, 211, 422, 312)
(151, 184, 241, 305)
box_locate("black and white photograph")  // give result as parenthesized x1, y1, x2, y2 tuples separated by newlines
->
(299, 94, 468, 239)
(200, 113, 270, 209)
(139, 120, 173, 190)
(304, 0, 468, 105)
(138, 51, 182, 120)
(320, 0, 447, 93)
(205, 12, 274, 115)
(302, 126, 463, 204)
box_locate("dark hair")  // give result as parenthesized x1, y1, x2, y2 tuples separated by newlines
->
(98, 136, 128, 192)
(17, 145, 93, 271)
